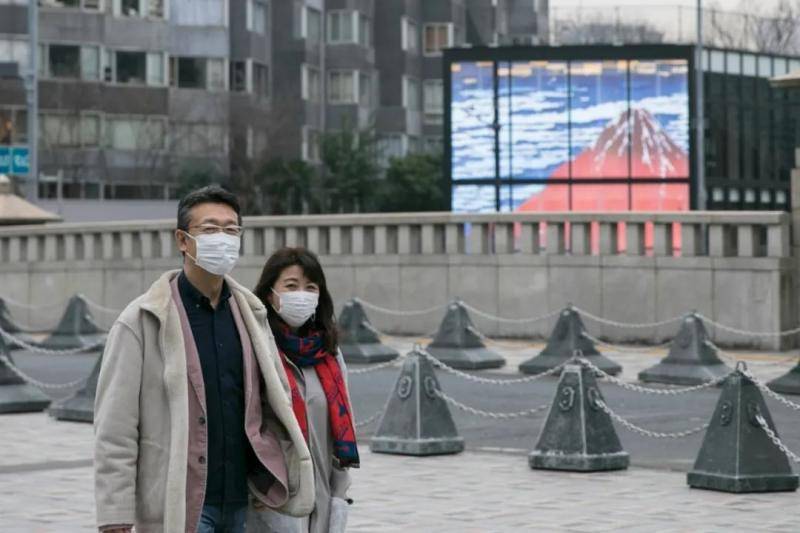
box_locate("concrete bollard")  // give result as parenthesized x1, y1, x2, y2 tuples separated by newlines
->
(370, 348, 464, 456)
(0, 298, 40, 350)
(0, 335, 51, 414)
(529, 360, 629, 471)
(338, 299, 400, 364)
(639, 313, 731, 386)
(767, 362, 800, 396)
(519, 307, 622, 376)
(37, 295, 106, 350)
(48, 350, 103, 423)
(688, 363, 799, 493)
(425, 300, 505, 370)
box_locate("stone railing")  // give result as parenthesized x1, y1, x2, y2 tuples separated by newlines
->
(0, 211, 791, 262)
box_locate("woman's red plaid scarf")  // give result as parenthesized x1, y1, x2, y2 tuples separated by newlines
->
(275, 324, 360, 468)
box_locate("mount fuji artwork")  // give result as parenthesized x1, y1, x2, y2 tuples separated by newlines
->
(450, 59, 691, 213)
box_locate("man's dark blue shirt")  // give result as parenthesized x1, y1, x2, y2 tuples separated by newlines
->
(178, 272, 249, 505)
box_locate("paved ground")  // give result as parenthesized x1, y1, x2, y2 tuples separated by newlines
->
(2, 338, 800, 531)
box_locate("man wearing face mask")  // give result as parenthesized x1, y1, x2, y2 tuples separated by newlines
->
(93, 186, 314, 533)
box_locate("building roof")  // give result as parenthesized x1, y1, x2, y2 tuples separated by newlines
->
(769, 71, 800, 89)
(0, 174, 61, 225)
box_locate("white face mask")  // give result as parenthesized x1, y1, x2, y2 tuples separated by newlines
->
(183, 232, 241, 276)
(272, 289, 319, 328)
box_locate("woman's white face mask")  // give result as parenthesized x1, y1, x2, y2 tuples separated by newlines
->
(272, 288, 319, 328)
(183, 231, 241, 277)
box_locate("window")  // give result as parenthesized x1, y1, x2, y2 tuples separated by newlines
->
(248, 0, 267, 34)
(423, 79, 443, 123)
(172, 57, 206, 89)
(49, 45, 81, 79)
(146, 52, 165, 86)
(253, 63, 269, 99)
(230, 61, 248, 92)
(423, 23, 453, 55)
(40, 0, 101, 10)
(81, 46, 100, 81)
(121, 0, 141, 16)
(328, 10, 355, 44)
(359, 14, 370, 47)
(402, 17, 418, 53)
(149, 0, 163, 18)
(403, 76, 420, 110)
(207, 59, 226, 91)
(377, 133, 407, 166)
(116, 51, 147, 84)
(106, 116, 166, 151)
(306, 7, 321, 44)
(302, 64, 321, 103)
(172, 0, 226, 25)
(173, 123, 228, 155)
(0, 108, 28, 145)
(302, 126, 320, 162)
(359, 72, 372, 107)
(0, 39, 29, 68)
(40, 113, 100, 147)
(424, 135, 442, 155)
(328, 70, 356, 104)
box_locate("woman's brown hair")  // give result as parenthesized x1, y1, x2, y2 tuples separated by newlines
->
(253, 247, 339, 353)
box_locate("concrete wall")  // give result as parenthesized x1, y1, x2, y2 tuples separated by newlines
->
(0, 211, 793, 350)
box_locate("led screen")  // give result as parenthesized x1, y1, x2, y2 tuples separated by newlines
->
(450, 56, 691, 213)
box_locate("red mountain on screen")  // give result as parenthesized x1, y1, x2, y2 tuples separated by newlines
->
(551, 108, 689, 179)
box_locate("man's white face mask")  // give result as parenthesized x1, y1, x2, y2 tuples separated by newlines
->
(183, 231, 241, 276)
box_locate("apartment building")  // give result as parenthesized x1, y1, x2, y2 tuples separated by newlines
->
(0, 0, 546, 207)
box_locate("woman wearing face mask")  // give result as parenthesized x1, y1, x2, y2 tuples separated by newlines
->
(249, 247, 358, 533)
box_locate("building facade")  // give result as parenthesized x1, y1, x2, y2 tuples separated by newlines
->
(0, 0, 546, 211)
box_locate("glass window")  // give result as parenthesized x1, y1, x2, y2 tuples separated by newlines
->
(359, 72, 372, 107)
(107, 116, 165, 151)
(146, 52, 164, 86)
(306, 7, 322, 43)
(726, 52, 741, 75)
(328, 70, 356, 104)
(149, 0, 164, 18)
(424, 23, 452, 55)
(207, 59, 226, 91)
(302, 64, 321, 103)
(403, 76, 419, 110)
(423, 79, 443, 122)
(742, 54, 756, 76)
(0, 39, 29, 68)
(49, 45, 81, 79)
(116, 51, 146, 84)
(249, 0, 267, 34)
(402, 17, 418, 53)
(377, 133, 406, 166)
(81, 114, 100, 145)
(42, 114, 80, 147)
(359, 13, 370, 47)
(121, 0, 141, 16)
(709, 50, 725, 73)
(774, 58, 789, 76)
(175, 57, 206, 89)
(758, 55, 772, 78)
(302, 126, 320, 162)
(230, 61, 247, 92)
(253, 63, 268, 98)
(328, 11, 355, 44)
(81, 46, 100, 81)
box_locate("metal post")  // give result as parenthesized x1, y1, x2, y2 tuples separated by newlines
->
(696, 0, 705, 210)
(25, 0, 38, 201)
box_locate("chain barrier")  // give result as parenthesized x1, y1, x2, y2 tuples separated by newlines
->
(459, 302, 561, 325)
(705, 340, 800, 367)
(578, 357, 732, 395)
(698, 314, 800, 339)
(349, 355, 406, 375)
(581, 332, 673, 353)
(0, 326, 105, 356)
(361, 321, 439, 342)
(736, 366, 800, 412)
(434, 389, 550, 419)
(593, 399, 710, 439)
(755, 415, 800, 463)
(573, 306, 683, 330)
(355, 407, 386, 429)
(0, 354, 88, 390)
(354, 298, 446, 317)
(420, 349, 566, 385)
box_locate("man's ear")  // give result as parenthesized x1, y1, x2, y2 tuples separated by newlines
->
(175, 229, 188, 254)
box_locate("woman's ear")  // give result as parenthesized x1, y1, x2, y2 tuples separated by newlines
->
(267, 290, 279, 311)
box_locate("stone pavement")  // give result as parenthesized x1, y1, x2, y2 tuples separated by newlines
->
(1, 412, 799, 532)
(2, 339, 800, 532)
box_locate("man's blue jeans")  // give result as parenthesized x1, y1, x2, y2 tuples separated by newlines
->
(197, 503, 248, 533)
